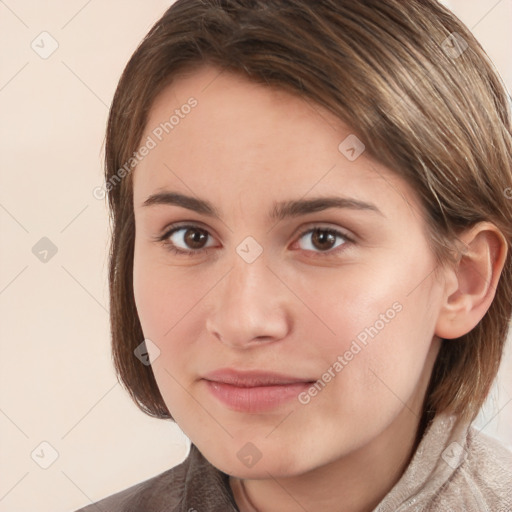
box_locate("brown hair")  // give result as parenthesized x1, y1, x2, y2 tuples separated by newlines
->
(104, 0, 512, 426)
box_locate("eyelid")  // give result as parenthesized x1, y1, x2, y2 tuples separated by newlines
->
(157, 220, 219, 241)
(293, 223, 355, 242)
(155, 222, 220, 252)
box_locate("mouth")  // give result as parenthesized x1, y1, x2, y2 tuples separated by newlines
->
(202, 368, 316, 413)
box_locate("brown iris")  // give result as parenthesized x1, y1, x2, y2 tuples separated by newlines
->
(310, 229, 337, 251)
(184, 228, 209, 249)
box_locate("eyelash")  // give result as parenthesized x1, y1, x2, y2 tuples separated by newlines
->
(156, 223, 355, 258)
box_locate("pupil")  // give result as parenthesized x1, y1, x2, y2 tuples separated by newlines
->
(185, 229, 207, 249)
(312, 229, 335, 251)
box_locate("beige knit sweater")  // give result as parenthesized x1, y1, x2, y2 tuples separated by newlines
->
(74, 412, 512, 511)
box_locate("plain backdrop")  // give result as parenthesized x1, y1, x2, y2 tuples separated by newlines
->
(0, 1, 511, 511)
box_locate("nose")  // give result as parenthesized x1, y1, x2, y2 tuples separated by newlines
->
(205, 255, 291, 349)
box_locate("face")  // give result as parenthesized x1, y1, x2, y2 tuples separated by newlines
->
(132, 64, 444, 478)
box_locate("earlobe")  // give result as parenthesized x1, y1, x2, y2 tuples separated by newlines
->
(435, 222, 507, 340)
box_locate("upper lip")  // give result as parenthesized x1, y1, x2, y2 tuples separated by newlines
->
(203, 368, 315, 387)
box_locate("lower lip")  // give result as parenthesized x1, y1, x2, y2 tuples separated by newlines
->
(204, 380, 313, 413)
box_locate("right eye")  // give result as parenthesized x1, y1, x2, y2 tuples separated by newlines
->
(158, 224, 218, 255)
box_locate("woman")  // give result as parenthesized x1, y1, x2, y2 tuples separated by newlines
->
(76, 0, 512, 510)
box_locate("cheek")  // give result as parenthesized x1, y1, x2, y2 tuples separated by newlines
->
(132, 261, 203, 410)
(294, 247, 437, 352)
(133, 246, 205, 340)
(132, 251, 220, 390)
(296, 244, 440, 407)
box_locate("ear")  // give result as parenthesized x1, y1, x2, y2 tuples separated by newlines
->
(435, 222, 508, 340)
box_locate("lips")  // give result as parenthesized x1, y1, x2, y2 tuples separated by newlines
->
(202, 368, 315, 387)
(202, 368, 315, 413)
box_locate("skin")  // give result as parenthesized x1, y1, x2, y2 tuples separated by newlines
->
(131, 64, 506, 512)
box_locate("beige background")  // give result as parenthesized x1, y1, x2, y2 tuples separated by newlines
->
(0, 1, 511, 511)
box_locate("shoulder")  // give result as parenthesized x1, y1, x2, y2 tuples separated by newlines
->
(374, 413, 512, 512)
(72, 443, 238, 512)
(72, 459, 188, 512)
(432, 426, 512, 510)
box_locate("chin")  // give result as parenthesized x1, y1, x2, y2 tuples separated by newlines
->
(199, 439, 314, 479)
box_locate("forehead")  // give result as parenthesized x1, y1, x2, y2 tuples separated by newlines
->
(132, 64, 421, 222)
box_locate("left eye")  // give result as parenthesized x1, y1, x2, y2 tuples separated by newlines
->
(296, 228, 348, 252)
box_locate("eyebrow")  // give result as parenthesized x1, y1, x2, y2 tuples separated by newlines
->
(141, 191, 384, 220)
